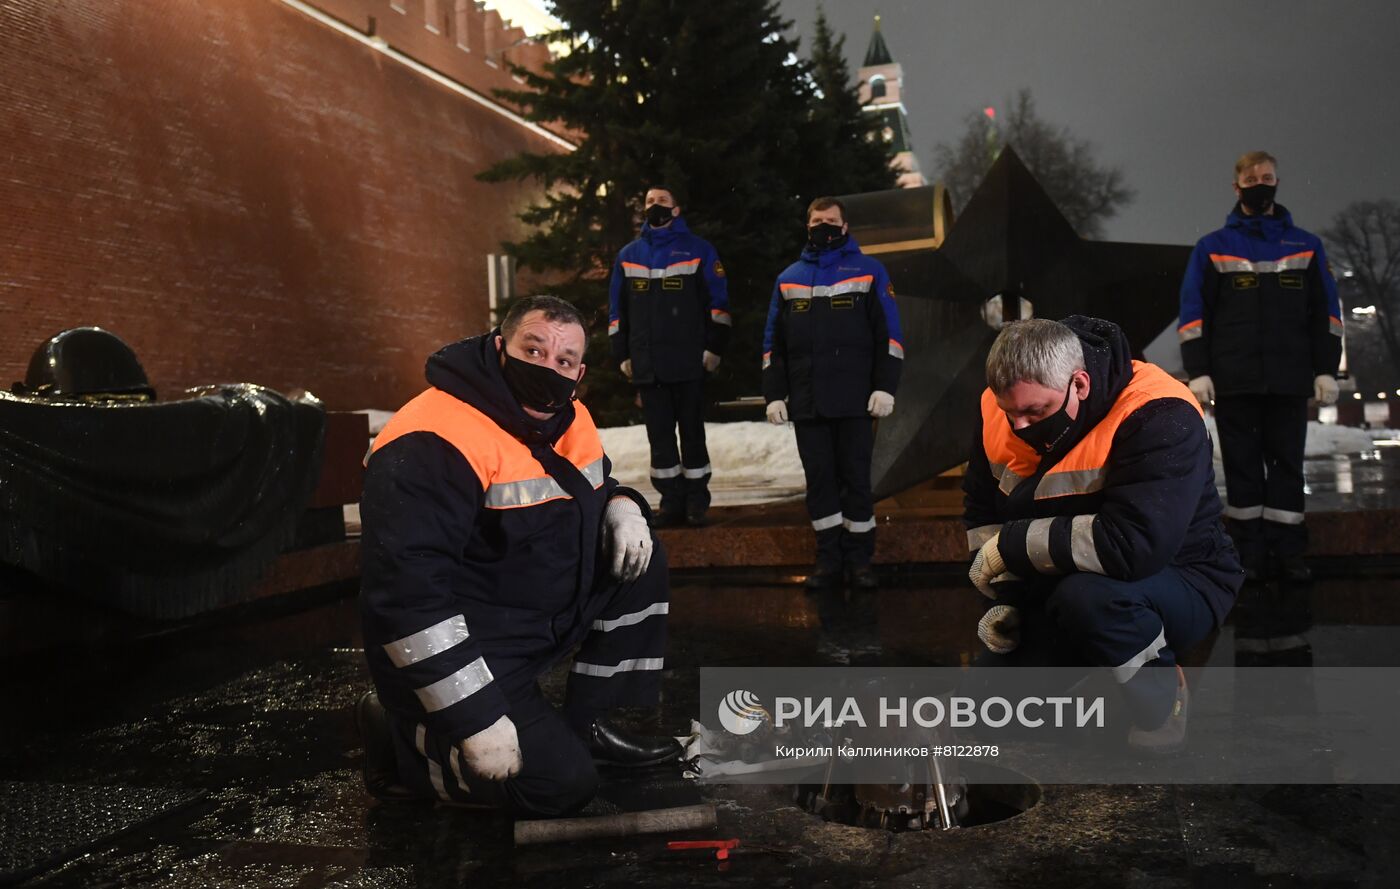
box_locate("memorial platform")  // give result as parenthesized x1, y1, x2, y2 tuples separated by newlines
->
(4, 567, 1400, 886)
(657, 449, 1400, 571)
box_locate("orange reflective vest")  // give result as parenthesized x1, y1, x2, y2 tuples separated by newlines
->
(980, 361, 1202, 502)
(370, 387, 606, 508)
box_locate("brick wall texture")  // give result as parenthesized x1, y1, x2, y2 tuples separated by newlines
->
(1, 0, 564, 410)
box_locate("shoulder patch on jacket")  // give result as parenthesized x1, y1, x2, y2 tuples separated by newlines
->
(713, 259, 725, 278)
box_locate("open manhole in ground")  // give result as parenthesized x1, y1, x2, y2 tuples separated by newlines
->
(793, 764, 1041, 831)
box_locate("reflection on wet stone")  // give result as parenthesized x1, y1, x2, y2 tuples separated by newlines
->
(2, 572, 1399, 886)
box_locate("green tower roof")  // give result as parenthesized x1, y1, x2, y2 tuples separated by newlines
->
(863, 15, 894, 67)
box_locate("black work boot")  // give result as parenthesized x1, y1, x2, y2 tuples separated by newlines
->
(804, 565, 842, 591)
(1278, 554, 1313, 584)
(1227, 517, 1267, 582)
(685, 483, 711, 527)
(848, 564, 879, 590)
(653, 475, 687, 528)
(355, 692, 418, 801)
(1127, 666, 1189, 756)
(586, 718, 683, 767)
(1242, 552, 1271, 584)
(807, 526, 844, 591)
(653, 508, 687, 529)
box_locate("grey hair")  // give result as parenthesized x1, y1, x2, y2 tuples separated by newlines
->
(986, 319, 1085, 394)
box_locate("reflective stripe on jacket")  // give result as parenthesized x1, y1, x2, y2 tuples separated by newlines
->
(981, 361, 1202, 503)
(1177, 204, 1342, 396)
(761, 237, 903, 419)
(371, 387, 605, 509)
(608, 216, 729, 384)
(360, 334, 636, 744)
(963, 318, 1241, 625)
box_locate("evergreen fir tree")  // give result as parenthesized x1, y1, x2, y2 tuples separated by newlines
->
(799, 8, 898, 202)
(481, 1, 892, 423)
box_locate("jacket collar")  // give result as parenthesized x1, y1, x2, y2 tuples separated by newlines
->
(424, 331, 574, 447)
(1028, 315, 1134, 462)
(801, 235, 863, 268)
(641, 214, 690, 246)
(1226, 202, 1294, 238)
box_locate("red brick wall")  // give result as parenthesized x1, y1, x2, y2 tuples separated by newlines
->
(307, 0, 552, 95)
(1, 0, 565, 410)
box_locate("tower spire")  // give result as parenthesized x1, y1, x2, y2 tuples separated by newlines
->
(863, 15, 893, 67)
(857, 14, 925, 187)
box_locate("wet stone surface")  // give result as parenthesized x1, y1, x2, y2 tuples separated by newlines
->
(1302, 450, 1400, 513)
(3, 574, 1400, 887)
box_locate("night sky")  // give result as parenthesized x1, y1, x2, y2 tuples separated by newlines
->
(780, 0, 1400, 248)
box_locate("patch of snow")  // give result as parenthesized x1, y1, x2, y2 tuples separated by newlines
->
(1303, 422, 1396, 457)
(353, 408, 396, 436)
(599, 421, 806, 508)
(351, 409, 1399, 513)
(1203, 417, 1397, 460)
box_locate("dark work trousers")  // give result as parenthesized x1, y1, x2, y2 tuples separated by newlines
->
(387, 542, 670, 816)
(974, 568, 1217, 729)
(793, 416, 876, 570)
(1214, 395, 1309, 560)
(638, 379, 711, 519)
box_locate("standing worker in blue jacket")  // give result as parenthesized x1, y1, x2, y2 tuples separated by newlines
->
(763, 196, 904, 590)
(1178, 151, 1344, 583)
(356, 296, 682, 816)
(609, 186, 731, 527)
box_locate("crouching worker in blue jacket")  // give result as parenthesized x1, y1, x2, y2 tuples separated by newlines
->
(356, 296, 681, 815)
(963, 317, 1242, 753)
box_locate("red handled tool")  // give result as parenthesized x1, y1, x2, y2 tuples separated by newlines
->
(666, 838, 741, 860)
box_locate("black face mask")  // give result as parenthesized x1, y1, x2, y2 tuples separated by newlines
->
(807, 222, 846, 252)
(645, 204, 674, 228)
(501, 351, 577, 413)
(1238, 183, 1276, 214)
(1012, 381, 1078, 456)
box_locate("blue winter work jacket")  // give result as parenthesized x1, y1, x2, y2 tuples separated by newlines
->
(608, 216, 730, 384)
(1178, 204, 1342, 398)
(761, 236, 904, 419)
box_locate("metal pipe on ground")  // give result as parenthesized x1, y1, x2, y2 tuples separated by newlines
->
(513, 802, 718, 845)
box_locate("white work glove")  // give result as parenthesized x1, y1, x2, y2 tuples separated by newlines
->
(702, 351, 721, 373)
(969, 534, 1009, 600)
(766, 400, 788, 425)
(977, 605, 1021, 655)
(1313, 374, 1339, 406)
(1187, 375, 1214, 406)
(604, 496, 653, 582)
(459, 715, 522, 781)
(620, 359, 633, 381)
(867, 390, 894, 418)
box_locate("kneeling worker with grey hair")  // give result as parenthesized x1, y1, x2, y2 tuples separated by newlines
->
(962, 316, 1242, 752)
